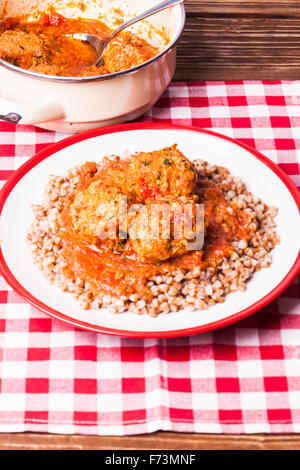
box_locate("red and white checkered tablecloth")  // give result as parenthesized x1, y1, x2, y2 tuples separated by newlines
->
(0, 81, 299, 435)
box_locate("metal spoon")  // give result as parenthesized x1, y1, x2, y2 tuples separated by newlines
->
(69, 0, 184, 67)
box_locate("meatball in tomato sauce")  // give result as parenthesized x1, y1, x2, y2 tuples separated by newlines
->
(128, 195, 204, 263)
(128, 145, 198, 201)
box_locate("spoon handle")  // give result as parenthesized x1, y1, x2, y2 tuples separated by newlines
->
(106, 0, 184, 44)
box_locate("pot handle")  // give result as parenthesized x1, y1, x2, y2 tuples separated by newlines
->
(0, 96, 65, 125)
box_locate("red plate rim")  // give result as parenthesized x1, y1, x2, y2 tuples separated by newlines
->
(0, 122, 299, 338)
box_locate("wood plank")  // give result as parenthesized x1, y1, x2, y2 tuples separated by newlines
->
(185, 0, 300, 16)
(174, 66, 300, 81)
(174, 14, 300, 80)
(0, 432, 300, 450)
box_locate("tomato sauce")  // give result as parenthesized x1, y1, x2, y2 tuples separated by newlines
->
(56, 160, 253, 300)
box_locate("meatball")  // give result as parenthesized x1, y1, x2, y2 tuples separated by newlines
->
(0, 30, 45, 69)
(127, 144, 197, 201)
(70, 181, 135, 251)
(103, 32, 158, 73)
(128, 195, 204, 263)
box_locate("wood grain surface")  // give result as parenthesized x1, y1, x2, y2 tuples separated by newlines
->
(0, 432, 299, 450)
(1, 0, 299, 451)
(174, 0, 300, 80)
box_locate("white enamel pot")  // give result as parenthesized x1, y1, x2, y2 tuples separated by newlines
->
(0, 0, 185, 132)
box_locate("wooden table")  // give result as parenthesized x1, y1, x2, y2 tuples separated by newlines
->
(175, 0, 300, 81)
(0, 432, 300, 450)
(1, 0, 299, 452)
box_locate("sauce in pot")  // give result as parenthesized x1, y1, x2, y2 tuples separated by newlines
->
(0, 10, 160, 77)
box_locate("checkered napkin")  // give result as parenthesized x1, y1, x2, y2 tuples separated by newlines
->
(0, 81, 299, 435)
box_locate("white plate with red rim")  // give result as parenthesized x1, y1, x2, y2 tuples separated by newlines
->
(0, 122, 299, 338)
